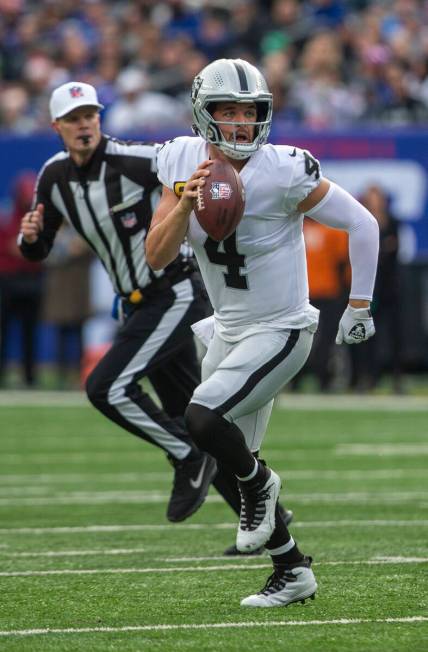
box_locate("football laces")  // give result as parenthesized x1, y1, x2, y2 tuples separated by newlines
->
(196, 183, 205, 211)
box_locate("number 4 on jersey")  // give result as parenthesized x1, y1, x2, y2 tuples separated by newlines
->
(204, 233, 248, 289)
(303, 151, 320, 179)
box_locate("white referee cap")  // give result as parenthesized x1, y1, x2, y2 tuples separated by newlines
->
(50, 81, 104, 120)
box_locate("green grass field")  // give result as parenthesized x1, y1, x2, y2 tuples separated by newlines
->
(0, 392, 427, 651)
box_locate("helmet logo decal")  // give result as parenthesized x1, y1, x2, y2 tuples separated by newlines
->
(191, 76, 203, 103)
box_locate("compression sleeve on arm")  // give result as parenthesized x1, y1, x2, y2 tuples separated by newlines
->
(305, 181, 379, 301)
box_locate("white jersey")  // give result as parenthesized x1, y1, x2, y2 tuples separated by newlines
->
(157, 136, 321, 341)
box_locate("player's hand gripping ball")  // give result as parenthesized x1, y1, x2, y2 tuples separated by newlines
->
(193, 158, 245, 241)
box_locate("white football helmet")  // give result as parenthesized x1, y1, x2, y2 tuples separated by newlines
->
(191, 58, 273, 160)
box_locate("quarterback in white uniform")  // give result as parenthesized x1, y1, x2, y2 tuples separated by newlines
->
(146, 58, 379, 608)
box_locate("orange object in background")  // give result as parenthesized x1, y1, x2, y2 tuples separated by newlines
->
(290, 218, 351, 392)
(80, 343, 111, 387)
(304, 217, 350, 300)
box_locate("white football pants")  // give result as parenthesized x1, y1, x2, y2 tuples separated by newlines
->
(191, 327, 314, 452)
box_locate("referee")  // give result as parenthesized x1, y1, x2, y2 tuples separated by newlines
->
(18, 81, 220, 523)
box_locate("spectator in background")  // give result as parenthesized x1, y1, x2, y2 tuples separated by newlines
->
(148, 35, 195, 96)
(228, 0, 268, 61)
(103, 67, 187, 135)
(289, 31, 366, 128)
(308, 0, 346, 29)
(365, 60, 428, 125)
(193, 7, 234, 61)
(42, 224, 93, 389)
(262, 49, 301, 125)
(262, 0, 313, 52)
(0, 85, 36, 133)
(2, 1, 428, 133)
(349, 184, 403, 392)
(0, 171, 42, 388)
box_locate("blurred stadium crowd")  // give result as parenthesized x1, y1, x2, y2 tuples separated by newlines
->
(2, 0, 428, 134)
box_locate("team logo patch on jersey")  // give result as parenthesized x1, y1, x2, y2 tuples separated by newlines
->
(69, 86, 84, 98)
(210, 182, 232, 200)
(120, 211, 138, 228)
(174, 181, 186, 197)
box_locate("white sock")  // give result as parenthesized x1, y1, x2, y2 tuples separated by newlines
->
(267, 537, 296, 556)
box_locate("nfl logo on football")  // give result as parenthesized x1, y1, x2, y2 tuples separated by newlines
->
(210, 182, 232, 200)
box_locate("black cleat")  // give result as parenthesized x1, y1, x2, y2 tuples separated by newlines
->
(167, 452, 217, 522)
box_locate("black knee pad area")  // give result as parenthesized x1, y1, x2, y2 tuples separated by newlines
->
(185, 403, 256, 475)
(185, 403, 226, 450)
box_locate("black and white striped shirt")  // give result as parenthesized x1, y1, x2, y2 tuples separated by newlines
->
(20, 135, 190, 296)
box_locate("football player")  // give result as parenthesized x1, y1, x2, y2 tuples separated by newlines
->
(146, 59, 379, 607)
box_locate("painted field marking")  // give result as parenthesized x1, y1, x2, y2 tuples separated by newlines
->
(0, 468, 425, 486)
(0, 490, 426, 507)
(1, 519, 428, 535)
(1, 558, 428, 578)
(1, 548, 146, 558)
(277, 394, 428, 411)
(3, 444, 427, 465)
(336, 443, 428, 456)
(2, 390, 428, 411)
(2, 547, 427, 564)
(165, 556, 428, 565)
(0, 616, 427, 637)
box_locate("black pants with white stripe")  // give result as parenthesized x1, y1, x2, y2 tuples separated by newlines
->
(86, 276, 206, 459)
(85, 274, 243, 515)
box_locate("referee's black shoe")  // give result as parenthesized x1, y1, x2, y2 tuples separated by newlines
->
(167, 452, 217, 522)
(223, 504, 294, 556)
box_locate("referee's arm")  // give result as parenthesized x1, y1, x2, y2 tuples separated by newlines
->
(19, 196, 63, 261)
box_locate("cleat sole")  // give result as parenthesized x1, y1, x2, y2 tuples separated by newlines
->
(288, 592, 316, 607)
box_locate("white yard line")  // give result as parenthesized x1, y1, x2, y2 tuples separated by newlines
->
(1, 519, 428, 535)
(0, 452, 161, 465)
(3, 545, 426, 562)
(0, 468, 425, 485)
(2, 548, 426, 564)
(0, 564, 269, 577)
(165, 556, 428, 565)
(1, 548, 146, 558)
(1, 390, 428, 411)
(0, 616, 427, 637)
(1, 557, 428, 578)
(0, 490, 426, 507)
(277, 394, 428, 411)
(0, 391, 88, 406)
(336, 444, 428, 456)
(3, 445, 427, 465)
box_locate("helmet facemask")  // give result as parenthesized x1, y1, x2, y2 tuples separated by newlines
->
(191, 59, 273, 160)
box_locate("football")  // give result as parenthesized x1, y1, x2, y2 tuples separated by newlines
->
(193, 158, 245, 241)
